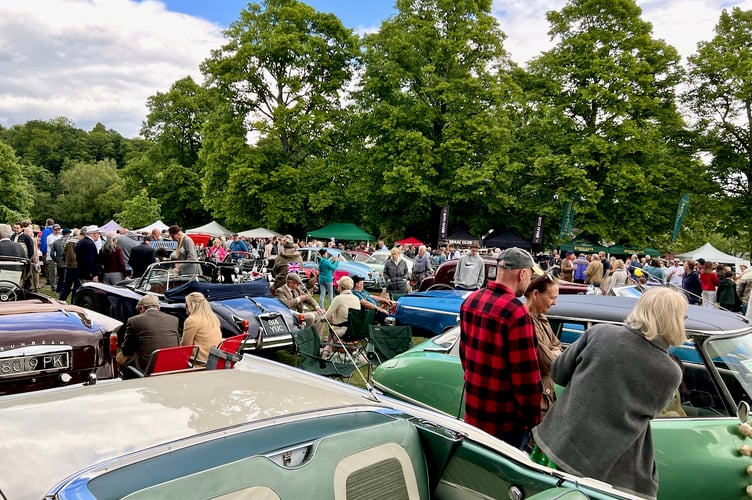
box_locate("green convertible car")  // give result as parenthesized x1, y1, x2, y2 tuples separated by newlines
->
(373, 294, 752, 500)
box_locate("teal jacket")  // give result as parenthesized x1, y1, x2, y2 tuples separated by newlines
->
(318, 256, 339, 284)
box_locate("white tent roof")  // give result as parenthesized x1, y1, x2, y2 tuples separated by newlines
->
(186, 220, 233, 237)
(238, 227, 282, 239)
(677, 243, 747, 267)
(134, 220, 169, 234)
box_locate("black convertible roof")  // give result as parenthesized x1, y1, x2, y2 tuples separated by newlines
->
(549, 295, 751, 335)
(164, 279, 272, 302)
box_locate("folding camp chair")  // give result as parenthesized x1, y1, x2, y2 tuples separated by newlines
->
(206, 334, 248, 370)
(366, 325, 413, 379)
(291, 326, 356, 380)
(324, 308, 375, 364)
(126, 345, 199, 378)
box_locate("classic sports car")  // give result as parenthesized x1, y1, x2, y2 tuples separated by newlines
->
(417, 258, 588, 294)
(0, 256, 121, 395)
(73, 260, 299, 351)
(0, 354, 640, 500)
(373, 295, 752, 500)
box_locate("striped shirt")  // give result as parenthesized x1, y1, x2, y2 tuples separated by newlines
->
(459, 281, 542, 438)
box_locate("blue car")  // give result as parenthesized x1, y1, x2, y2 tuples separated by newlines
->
(73, 260, 299, 351)
(297, 247, 379, 290)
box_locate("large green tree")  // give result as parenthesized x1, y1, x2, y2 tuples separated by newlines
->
(522, 0, 701, 247)
(353, 0, 518, 242)
(56, 159, 125, 227)
(684, 7, 752, 254)
(0, 141, 32, 221)
(199, 0, 360, 233)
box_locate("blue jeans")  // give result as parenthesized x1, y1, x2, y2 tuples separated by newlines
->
(319, 280, 334, 308)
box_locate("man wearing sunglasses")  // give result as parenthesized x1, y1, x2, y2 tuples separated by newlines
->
(459, 247, 541, 450)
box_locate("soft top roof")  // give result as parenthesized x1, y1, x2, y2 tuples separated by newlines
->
(164, 279, 272, 301)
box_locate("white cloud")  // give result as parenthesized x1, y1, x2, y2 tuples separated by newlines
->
(0, 0, 223, 137)
(493, 0, 752, 65)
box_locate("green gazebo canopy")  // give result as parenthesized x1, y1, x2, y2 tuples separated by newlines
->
(307, 223, 375, 241)
(558, 238, 609, 254)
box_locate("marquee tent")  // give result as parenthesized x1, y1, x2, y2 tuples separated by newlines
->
(483, 230, 531, 249)
(558, 238, 609, 254)
(98, 220, 123, 233)
(677, 243, 748, 267)
(307, 223, 375, 241)
(396, 236, 424, 246)
(239, 227, 283, 239)
(186, 220, 233, 237)
(135, 220, 169, 234)
(443, 229, 480, 247)
(607, 244, 661, 256)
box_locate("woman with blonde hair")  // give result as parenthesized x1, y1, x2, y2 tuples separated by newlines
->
(182, 292, 222, 364)
(532, 287, 687, 498)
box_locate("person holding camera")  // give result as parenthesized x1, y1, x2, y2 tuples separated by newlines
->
(317, 248, 340, 308)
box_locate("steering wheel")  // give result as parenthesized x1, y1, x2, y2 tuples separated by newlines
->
(427, 283, 453, 291)
(0, 281, 23, 302)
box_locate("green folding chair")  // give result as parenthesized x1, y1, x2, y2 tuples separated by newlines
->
(291, 326, 356, 380)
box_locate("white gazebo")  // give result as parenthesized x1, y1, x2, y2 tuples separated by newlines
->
(677, 243, 748, 270)
(135, 220, 169, 234)
(238, 227, 282, 239)
(186, 220, 233, 237)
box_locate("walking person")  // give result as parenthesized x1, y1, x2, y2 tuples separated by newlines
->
(453, 242, 484, 291)
(317, 248, 339, 308)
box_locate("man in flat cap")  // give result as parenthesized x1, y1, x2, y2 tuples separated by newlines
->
(118, 294, 179, 378)
(275, 272, 324, 327)
(459, 247, 542, 450)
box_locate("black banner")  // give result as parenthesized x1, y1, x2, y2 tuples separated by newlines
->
(439, 205, 449, 240)
(532, 215, 544, 244)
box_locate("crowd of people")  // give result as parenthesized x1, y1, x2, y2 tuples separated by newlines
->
(459, 246, 691, 498)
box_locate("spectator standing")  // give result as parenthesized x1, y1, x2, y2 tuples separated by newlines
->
(584, 254, 603, 288)
(453, 242, 484, 291)
(168, 225, 199, 274)
(11, 222, 34, 259)
(446, 244, 461, 260)
(411, 245, 432, 287)
(605, 259, 630, 295)
(717, 270, 742, 312)
(75, 226, 100, 283)
(59, 230, 80, 301)
(573, 254, 588, 284)
(560, 251, 575, 282)
(229, 233, 249, 260)
(98, 232, 127, 285)
(0, 224, 27, 258)
(666, 258, 685, 289)
(317, 248, 340, 308)
(49, 228, 70, 292)
(459, 247, 540, 448)
(44, 224, 62, 291)
(682, 260, 702, 305)
(206, 238, 228, 262)
(116, 229, 138, 277)
(181, 292, 223, 365)
(39, 218, 54, 263)
(272, 239, 304, 291)
(383, 247, 409, 295)
(699, 259, 719, 308)
(737, 266, 752, 315)
(117, 294, 179, 378)
(524, 273, 561, 417)
(532, 287, 687, 498)
(129, 235, 157, 279)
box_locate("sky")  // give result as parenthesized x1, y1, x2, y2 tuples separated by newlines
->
(0, 0, 751, 139)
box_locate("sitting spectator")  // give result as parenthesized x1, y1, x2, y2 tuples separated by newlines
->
(182, 292, 223, 365)
(117, 294, 179, 378)
(275, 273, 324, 327)
(315, 276, 360, 349)
(352, 275, 394, 323)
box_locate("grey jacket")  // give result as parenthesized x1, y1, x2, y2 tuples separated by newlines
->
(532, 323, 681, 498)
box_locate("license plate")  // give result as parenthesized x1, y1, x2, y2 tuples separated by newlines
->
(0, 352, 71, 377)
(259, 315, 290, 336)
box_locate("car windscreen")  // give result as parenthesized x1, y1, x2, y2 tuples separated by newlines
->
(704, 331, 752, 410)
(0, 261, 25, 286)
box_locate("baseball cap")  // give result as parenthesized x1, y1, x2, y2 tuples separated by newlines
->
(136, 294, 160, 308)
(62, 228, 72, 235)
(498, 247, 536, 269)
(351, 275, 365, 284)
(52, 224, 61, 230)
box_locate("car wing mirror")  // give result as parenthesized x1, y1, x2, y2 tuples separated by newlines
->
(738, 400, 750, 423)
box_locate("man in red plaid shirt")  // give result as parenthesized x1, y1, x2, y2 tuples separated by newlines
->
(460, 247, 542, 449)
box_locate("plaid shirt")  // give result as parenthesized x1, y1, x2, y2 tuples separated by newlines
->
(459, 281, 542, 438)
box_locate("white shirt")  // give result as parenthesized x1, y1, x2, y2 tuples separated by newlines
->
(46, 233, 62, 261)
(666, 264, 684, 286)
